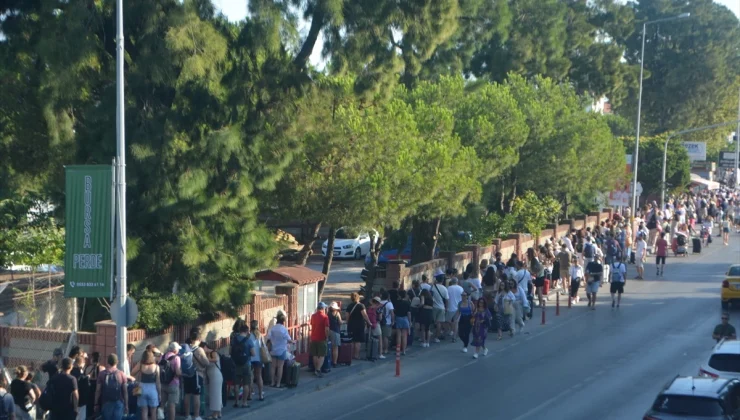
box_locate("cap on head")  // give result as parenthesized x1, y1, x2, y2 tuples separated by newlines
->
(317, 302, 327, 310)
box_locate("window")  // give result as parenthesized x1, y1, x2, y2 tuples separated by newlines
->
(729, 266, 740, 276)
(709, 354, 740, 373)
(652, 395, 724, 416)
(335, 228, 359, 239)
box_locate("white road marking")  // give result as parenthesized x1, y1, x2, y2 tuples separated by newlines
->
(333, 367, 461, 420)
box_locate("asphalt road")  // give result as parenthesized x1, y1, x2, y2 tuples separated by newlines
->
(250, 235, 740, 420)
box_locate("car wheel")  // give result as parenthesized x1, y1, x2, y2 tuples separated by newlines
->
(354, 248, 362, 259)
(722, 300, 730, 310)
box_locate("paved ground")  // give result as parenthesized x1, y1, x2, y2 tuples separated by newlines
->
(306, 258, 363, 305)
(227, 232, 740, 420)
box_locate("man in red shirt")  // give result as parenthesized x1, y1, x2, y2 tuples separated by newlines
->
(655, 232, 668, 277)
(310, 302, 330, 377)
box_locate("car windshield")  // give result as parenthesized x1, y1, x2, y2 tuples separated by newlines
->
(729, 266, 740, 276)
(652, 395, 724, 416)
(335, 228, 359, 240)
(709, 354, 740, 373)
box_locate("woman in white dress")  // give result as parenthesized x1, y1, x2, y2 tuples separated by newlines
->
(205, 350, 223, 419)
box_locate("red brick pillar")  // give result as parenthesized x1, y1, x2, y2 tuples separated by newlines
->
(94, 320, 117, 358)
(275, 283, 298, 327)
(463, 244, 481, 275)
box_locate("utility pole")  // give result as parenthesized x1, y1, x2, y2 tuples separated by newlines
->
(115, 0, 128, 369)
(736, 86, 740, 189)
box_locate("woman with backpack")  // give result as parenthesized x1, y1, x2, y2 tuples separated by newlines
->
(135, 350, 161, 420)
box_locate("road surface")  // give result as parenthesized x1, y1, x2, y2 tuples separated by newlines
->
(252, 236, 739, 420)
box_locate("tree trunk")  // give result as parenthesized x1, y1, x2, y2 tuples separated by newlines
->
(319, 226, 336, 301)
(363, 230, 386, 299)
(294, 10, 326, 69)
(562, 193, 570, 219)
(297, 222, 321, 266)
(506, 174, 518, 213)
(429, 217, 442, 261)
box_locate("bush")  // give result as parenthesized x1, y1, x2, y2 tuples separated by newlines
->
(135, 289, 199, 332)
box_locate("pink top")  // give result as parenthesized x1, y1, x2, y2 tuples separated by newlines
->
(366, 306, 378, 329)
(655, 239, 668, 257)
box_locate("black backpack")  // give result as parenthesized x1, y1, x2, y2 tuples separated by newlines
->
(37, 381, 54, 412)
(230, 335, 249, 366)
(159, 355, 177, 385)
(218, 353, 236, 382)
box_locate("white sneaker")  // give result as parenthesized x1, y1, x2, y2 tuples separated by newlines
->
(434, 338, 441, 343)
(379, 355, 386, 359)
(473, 353, 479, 359)
(157, 408, 165, 420)
(483, 348, 489, 356)
(462, 347, 468, 353)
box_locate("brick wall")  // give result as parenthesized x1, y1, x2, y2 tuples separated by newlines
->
(0, 284, 296, 372)
(384, 209, 614, 287)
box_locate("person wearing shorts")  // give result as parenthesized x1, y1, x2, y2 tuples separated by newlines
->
(585, 256, 603, 309)
(309, 303, 330, 377)
(609, 260, 627, 308)
(160, 342, 182, 420)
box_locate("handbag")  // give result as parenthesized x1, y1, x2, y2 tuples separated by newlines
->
(132, 384, 142, 397)
(259, 338, 270, 362)
(503, 300, 514, 315)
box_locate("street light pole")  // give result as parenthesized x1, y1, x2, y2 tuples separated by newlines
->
(115, 0, 128, 369)
(661, 120, 740, 210)
(735, 87, 740, 189)
(631, 13, 691, 219)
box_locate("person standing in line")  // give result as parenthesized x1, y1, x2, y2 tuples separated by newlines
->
(344, 293, 371, 360)
(159, 343, 181, 420)
(327, 302, 343, 367)
(0, 373, 16, 420)
(556, 246, 572, 293)
(267, 313, 294, 388)
(393, 290, 411, 355)
(135, 351, 161, 420)
(70, 355, 89, 420)
(309, 302, 330, 376)
(430, 277, 449, 343)
(609, 259, 627, 309)
(182, 328, 209, 420)
(205, 350, 222, 419)
(95, 354, 126, 420)
(248, 319, 266, 401)
(655, 232, 668, 277)
(10, 366, 34, 420)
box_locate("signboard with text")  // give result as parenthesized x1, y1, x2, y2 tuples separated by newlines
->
(720, 151, 738, 168)
(64, 165, 115, 298)
(681, 141, 707, 162)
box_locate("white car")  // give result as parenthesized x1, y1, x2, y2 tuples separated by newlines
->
(322, 227, 377, 259)
(699, 339, 740, 379)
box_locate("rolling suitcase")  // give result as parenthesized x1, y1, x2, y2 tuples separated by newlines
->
(692, 237, 702, 253)
(337, 343, 353, 366)
(366, 333, 380, 361)
(282, 361, 300, 387)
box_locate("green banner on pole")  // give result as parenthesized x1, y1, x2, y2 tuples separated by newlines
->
(64, 165, 115, 298)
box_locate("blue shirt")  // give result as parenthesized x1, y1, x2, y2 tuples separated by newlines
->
(248, 334, 262, 363)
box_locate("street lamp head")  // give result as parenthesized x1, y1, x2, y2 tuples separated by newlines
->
(678, 13, 691, 19)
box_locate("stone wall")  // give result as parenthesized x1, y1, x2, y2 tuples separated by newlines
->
(380, 209, 614, 288)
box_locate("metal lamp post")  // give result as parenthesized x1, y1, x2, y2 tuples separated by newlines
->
(661, 120, 740, 210)
(632, 13, 691, 218)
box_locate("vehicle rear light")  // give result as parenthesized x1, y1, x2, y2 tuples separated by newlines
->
(699, 368, 719, 378)
(723, 280, 730, 288)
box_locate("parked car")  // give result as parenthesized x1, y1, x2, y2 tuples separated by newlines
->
(322, 227, 377, 259)
(643, 375, 740, 419)
(700, 339, 740, 380)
